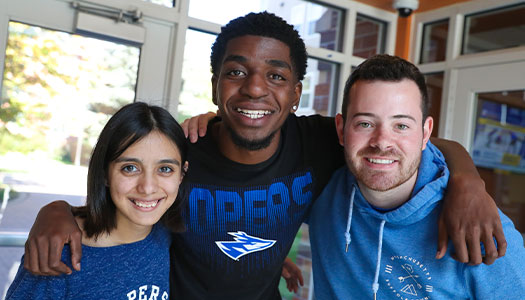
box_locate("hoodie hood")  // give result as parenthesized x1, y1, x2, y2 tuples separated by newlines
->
(346, 141, 449, 226)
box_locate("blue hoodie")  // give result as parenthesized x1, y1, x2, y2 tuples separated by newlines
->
(309, 142, 525, 299)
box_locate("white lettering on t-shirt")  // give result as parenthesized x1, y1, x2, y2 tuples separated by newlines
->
(127, 290, 137, 300)
(149, 285, 159, 300)
(127, 285, 168, 300)
(139, 285, 147, 300)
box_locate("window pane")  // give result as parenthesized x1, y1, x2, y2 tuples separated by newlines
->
(292, 3, 344, 51)
(352, 14, 387, 59)
(424, 72, 444, 137)
(471, 90, 525, 234)
(462, 4, 525, 54)
(297, 58, 339, 116)
(0, 22, 139, 294)
(142, 0, 174, 7)
(420, 20, 448, 63)
(472, 91, 525, 174)
(188, 0, 344, 52)
(177, 30, 217, 122)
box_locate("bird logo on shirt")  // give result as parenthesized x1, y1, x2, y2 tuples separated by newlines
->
(216, 231, 276, 260)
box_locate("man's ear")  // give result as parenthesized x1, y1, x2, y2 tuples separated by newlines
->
(421, 116, 433, 150)
(290, 81, 302, 113)
(211, 75, 218, 105)
(335, 113, 345, 147)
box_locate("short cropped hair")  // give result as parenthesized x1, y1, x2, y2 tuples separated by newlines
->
(341, 54, 430, 122)
(210, 11, 307, 81)
(79, 102, 188, 239)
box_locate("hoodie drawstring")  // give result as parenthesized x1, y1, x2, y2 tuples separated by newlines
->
(372, 220, 386, 300)
(344, 187, 356, 252)
(344, 186, 386, 299)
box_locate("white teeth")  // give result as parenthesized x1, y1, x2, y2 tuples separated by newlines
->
(236, 108, 272, 119)
(133, 200, 159, 208)
(367, 158, 394, 164)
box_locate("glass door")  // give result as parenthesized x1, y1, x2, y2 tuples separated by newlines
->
(448, 61, 525, 241)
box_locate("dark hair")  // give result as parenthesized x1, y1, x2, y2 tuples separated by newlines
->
(78, 102, 188, 239)
(210, 11, 307, 81)
(341, 54, 430, 122)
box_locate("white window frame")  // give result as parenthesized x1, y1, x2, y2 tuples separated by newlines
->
(411, 0, 525, 139)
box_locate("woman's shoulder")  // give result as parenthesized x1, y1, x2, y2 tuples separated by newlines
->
(6, 255, 69, 299)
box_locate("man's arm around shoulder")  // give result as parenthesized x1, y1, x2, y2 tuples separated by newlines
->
(24, 200, 82, 275)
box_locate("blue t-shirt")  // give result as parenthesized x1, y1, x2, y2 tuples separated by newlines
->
(6, 223, 171, 300)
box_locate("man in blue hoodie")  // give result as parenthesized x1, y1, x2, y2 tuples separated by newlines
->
(309, 54, 525, 299)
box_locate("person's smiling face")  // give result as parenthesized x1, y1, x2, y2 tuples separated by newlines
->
(108, 131, 184, 229)
(212, 35, 302, 151)
(336, 79, 433, 192)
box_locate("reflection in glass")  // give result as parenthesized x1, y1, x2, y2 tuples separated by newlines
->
(424, 72, 444, 137)
(297, 58, 339, 117)
(0, 21, 139, 297)
(352, 14, 386, 59)
(178, 30, 217, 122)
(420, 20, 448, 63)
(462, 4, 525, 54)
(188, 0, 344, 51)
(471, 90, 525, 234)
